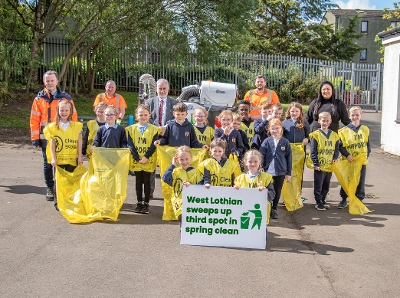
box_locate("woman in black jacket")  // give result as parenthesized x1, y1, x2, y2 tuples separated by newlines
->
(307, 81, 350, 133)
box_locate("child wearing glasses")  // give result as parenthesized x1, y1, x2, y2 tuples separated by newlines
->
(91, 106, 127, 149)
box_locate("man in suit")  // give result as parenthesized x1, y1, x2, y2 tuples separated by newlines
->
(145, 78, 178, 201)
(145, 79, 178, 127)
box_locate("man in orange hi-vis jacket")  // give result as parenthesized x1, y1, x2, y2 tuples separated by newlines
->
(93, 80, 127, 123)
(244, 75, 280, 119)
(30, 70, 78, 202)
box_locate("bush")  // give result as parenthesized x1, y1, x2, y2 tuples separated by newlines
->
(0, 87, 13, 105)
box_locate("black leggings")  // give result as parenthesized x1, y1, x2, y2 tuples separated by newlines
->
(134, 171, 152, 203)
(272, 175, 285, 210)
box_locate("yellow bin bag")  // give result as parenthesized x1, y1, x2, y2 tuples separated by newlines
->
(332, 156, 372, 215)
(81, 148, 131, 221)
(157, 146, 207, 221)
(281, 143, 304, 211)
(56, 164, 88, 223)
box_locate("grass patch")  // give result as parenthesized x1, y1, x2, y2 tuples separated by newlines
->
(0, 107, 31, 128)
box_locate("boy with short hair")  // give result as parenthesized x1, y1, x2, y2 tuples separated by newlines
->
(251, 102, 274, 150)
(271, 103, 284, 120)
(337, 106, 370, 208)
(155, 102, 208, 149)
(232, 113, 250, 152)
(237, 100, 254, 145)
(309, 112, 340, 211)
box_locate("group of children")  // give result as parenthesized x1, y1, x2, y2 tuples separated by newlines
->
(44, 98, 370, 221)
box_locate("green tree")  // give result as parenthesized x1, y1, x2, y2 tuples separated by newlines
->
(248, 0, 361, 61)
(0, 0, 32, 88)
(165, 0, 257, 56)
(375, 2, 400, 62)
(5, 0, 78, 91)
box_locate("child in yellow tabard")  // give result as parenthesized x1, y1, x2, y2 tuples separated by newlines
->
(193, 106, 214, 146)
(200, 139, 241, 188)
(126, 104, 159, 214)
(309, 112, 340, 211)
(234, 150, 274, 194)
(82, 102, 107, 157)
(162, 146, 203, 221)
(337, 106, 370, 209)
(234, 150, 275, 224)
(44, 100, 83, 211)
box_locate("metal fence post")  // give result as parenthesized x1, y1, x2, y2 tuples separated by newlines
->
(350, 63, 356, 105)
(376, 63, 381, 112)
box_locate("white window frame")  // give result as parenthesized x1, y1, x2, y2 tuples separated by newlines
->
(361, 21, 368, 33)
(360, 49, 367, 61)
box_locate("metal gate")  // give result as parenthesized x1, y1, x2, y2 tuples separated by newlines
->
(327, 63, 382, 111)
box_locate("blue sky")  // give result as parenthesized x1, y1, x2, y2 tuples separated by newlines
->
(334, 0, 396, 10)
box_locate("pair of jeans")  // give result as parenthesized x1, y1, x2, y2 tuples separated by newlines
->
(41, 146, 54, 188)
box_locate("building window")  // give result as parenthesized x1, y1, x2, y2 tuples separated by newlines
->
(360, 49, 367, 61)
(361, 21, 368, 33)
(391, 21, 399, 27)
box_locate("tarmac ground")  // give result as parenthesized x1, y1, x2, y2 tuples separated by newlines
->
(1, 111, 400, 297)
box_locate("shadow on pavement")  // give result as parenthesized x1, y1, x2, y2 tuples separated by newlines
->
(0, 184, 46, 195)
(266, 231, 354, 255)
(268, 204, 388, 231)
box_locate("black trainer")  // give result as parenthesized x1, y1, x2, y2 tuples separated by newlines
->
(270, 209, 278, 219)
(46, 188, 55, 201)
(337, 199, 348, 209)
(315, 201, 326, 211)
(322, 199, 330, 209)
(134, 201, 143, 213)
(141, 202, 150, 214)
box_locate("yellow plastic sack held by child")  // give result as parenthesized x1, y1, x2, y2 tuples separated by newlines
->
(56, 164, 88, 223)
(281, 143, 304, 211)
(157, 146, 207, 221)
(332, 156, 372, 215)
(81, 148, 131, 221)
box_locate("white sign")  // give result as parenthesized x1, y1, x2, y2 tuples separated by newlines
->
(181, 185, 267, 249)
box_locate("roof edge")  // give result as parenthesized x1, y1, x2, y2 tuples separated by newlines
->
(378, 27, 400, 39)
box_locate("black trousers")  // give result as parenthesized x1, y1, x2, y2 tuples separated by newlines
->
(314, 170, 332, 202)
(135, 171, 152, 203)
(150, 170, 155, 199)
(272, 175, 285, 210)
(340, 165, 367, 201)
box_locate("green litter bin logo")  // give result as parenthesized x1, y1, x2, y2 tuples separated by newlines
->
(241, 204, 262, 230)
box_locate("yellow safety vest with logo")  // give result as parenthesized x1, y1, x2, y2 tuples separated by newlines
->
(171, 167, 203, 217)
(125, 124, 159, 172)
(44, 122, 83, 166)
(240, 121, 255, 144)
(339, 125, 369, 165)
(234, 172, 273, 189)
(193, 126, 214, 146)
(309, 130, 339, 172)
(86, 120, 100, 154)
(199, 158, 241, 187)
